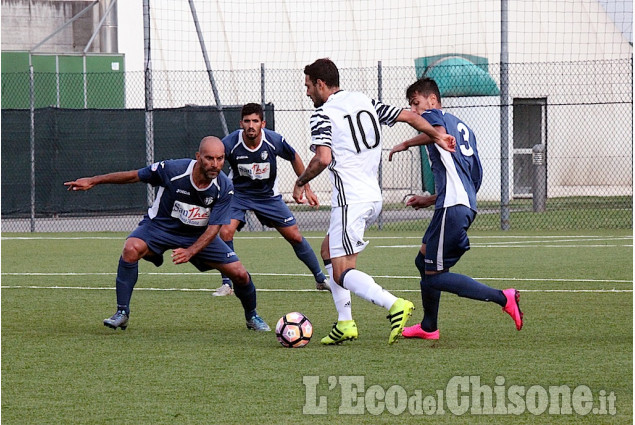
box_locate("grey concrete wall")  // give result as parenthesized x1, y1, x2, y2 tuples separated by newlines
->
(1, 0, 99, 52)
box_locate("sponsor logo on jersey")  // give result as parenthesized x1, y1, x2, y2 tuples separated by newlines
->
(284, 216, 293, 223)
(356, 241, 365, 247)
(236, 155, 249, 159)
(176, 189, 191, 196)
(171, 201, 210, 226)
(237, 162, 271, 180)
(226, 251, 236, 257)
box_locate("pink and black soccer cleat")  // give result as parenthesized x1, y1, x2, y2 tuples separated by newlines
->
(402, 323, 439, 340)
(502, 288, 523, 330)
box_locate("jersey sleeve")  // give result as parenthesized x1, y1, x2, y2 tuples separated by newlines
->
(372, 99, 403, 127)
(421, 109, 445, 127)
(207, 179, 233, 226)
(277, 135, 297, 161)
(138, 161, 167, 186)
(265, 129, 297, 161)
(309, 109, 332, 152)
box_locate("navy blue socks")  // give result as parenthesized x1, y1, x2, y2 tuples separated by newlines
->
(233, 276, 258, 320)
(292, 237, 324, 281)
(115, 257, 138, 315)
(220, 240, 234, 288)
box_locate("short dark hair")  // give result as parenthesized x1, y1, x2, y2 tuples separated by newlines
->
(241, 103, 264, 120)
(304, 58, 340, 88)
(406, 78, 441, 103)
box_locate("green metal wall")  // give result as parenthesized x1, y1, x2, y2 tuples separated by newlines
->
(1, 51, 125, 109)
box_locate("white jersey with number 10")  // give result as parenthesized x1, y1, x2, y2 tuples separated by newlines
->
(309, 90, 402, 207)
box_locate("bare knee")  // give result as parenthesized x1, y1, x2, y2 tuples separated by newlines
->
(224, 263, 250, 286)
(220, 226, 235, 241)
(121, 238, 147, 262)
(278, 225, 303, 245)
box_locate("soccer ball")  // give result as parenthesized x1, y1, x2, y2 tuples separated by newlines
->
(275, 312, 313, 348)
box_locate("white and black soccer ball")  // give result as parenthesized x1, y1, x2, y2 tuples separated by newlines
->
(275, 312, 313, 348)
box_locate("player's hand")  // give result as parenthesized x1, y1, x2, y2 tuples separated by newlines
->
(436, 134, 456, 153)
(406, 194, 436, 210)
(64, 177, 94, 191)
(171, 247, 193, 264)
(304, 185, 319, 208)
(388, 142, 408, 161)
(292, 183, 306, 204)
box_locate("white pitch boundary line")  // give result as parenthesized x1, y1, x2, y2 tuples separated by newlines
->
(2, 235, 632, 241)
(2, 271, 632, 284)
(1, 285, 631, 293)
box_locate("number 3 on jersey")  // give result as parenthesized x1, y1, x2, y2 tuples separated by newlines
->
(344, 111, 381, 154)
(457, 122, 474, 157)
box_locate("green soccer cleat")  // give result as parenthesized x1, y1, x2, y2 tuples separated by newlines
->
(387, 298, 415, 345)
(321, 320, 358, 345)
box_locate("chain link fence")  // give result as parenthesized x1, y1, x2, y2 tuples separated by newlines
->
(1, 60, 632, 232)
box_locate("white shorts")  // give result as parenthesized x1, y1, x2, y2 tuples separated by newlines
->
(328, 201, 382, 258)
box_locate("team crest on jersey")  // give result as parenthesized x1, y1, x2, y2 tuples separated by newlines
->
(204, 196, 215, 205)
(260, 151, 268, 160)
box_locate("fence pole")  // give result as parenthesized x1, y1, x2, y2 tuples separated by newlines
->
(29, 58, 36, 232)
(261, 63, 266, 121)
(377, 60, 383, 230)
(188, 0, 228, 137)
(500, 0, 511, 230)
(143, 0, 155, 207)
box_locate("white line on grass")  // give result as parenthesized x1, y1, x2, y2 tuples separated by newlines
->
(3, 235, 632, 241)
(1, 285, 631, 293)
(2, 271, 632, 284)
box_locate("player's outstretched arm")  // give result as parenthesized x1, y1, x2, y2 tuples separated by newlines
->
(396, 110, 455, 152)
(64, 170, 141, 191)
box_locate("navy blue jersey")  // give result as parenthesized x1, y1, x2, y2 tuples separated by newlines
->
(422, 109, 482, 211)
(138, 159, 233, 235)
(222, 128, 296, 199)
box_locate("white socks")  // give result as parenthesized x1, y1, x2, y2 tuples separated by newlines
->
(326, 264, 353, 321)
(341, 268, 397, 310)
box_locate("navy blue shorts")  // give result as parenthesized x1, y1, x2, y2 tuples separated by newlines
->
(128, 218, 239, 272)
(230, 194, 296, 230)
(422, 205, 476, 271)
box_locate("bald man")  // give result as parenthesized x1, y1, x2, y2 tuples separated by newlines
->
(65, 136, 271, 332)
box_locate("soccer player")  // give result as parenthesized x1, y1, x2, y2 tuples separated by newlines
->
(64, 136, 271, 331)
(212, 103, 329, 297)
(293, 58, 456, 345)
(388, 77, 523, 340)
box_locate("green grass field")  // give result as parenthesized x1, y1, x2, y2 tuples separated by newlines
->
(2, 229, 632, 424)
